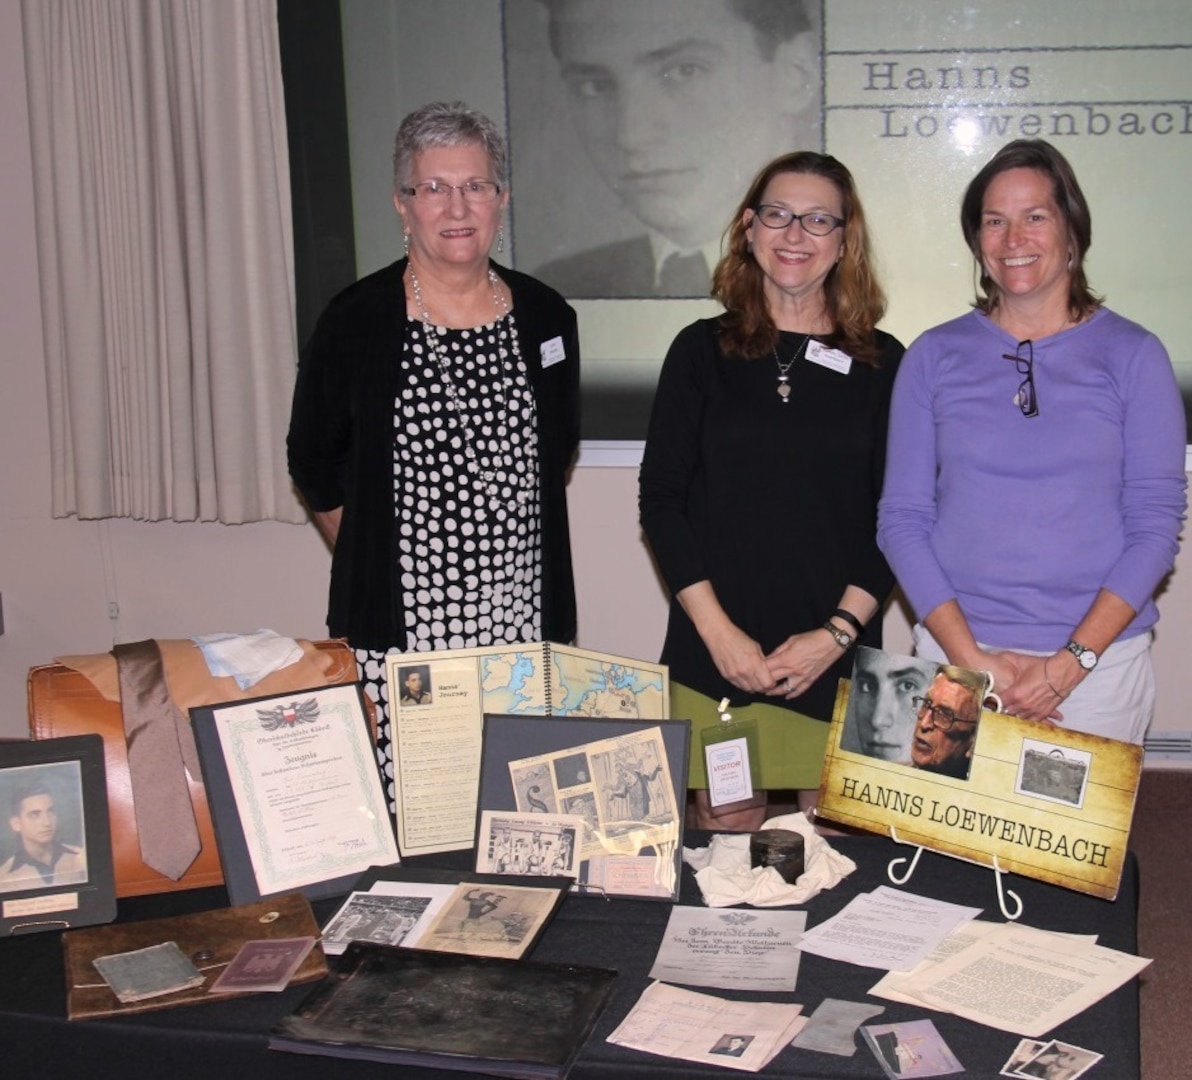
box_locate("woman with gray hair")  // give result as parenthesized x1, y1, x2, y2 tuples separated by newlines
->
(288, 102, 581, 809)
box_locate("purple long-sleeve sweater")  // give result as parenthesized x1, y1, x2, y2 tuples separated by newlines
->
(878, 308, 1186, 650)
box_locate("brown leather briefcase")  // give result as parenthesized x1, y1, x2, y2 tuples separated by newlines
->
(63, 892, 328, 1018)
(28, 638, 370, 898)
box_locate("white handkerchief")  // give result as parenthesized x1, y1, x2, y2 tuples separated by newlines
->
(193, 629, 304, 690)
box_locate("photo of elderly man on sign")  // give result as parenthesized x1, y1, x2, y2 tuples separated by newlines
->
(841, 650, 985, 780)
(506, 0, 822, 297)
(907, 666, 985, 780)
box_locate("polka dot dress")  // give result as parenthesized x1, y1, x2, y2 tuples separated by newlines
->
(358, 311, 541, 812)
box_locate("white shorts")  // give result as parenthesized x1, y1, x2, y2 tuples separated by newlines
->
(911, 624, 1155, 745)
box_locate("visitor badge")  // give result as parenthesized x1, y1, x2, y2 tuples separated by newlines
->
(541, 336, 567, 368)
(807, 339, 852, 374)
(706, 737, 754, 808)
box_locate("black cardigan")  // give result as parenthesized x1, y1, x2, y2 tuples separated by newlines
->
(288, 259, 580, 649)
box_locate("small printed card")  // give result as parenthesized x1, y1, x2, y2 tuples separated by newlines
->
(92, 941, 206, 1003)
(208, 936, 318, 994)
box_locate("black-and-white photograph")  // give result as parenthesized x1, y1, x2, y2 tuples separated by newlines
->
(840, 647, 939, 764)
(416, 883, 561, 960)
(1001, 1040, 1047, 1077)
(1011, 1039, 1102, 1080)
(321, 892, 432, 954)
(396, 664, 433, 707)
(476, 811, 582, 877)
(709, 1033, 754, 1058)
(505, 0, 824, 297)
(0, 761, 88, 895)
(1016, 743, 1092, 809)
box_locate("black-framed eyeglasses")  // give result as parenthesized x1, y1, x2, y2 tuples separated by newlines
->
(1002, 339, 1039, 418)
(752, 205, 846, 235)
(912, 695, 977, 731)
(400, 179, 502, 203)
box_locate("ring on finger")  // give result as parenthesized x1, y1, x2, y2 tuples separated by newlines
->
(784, 677, 793, 693)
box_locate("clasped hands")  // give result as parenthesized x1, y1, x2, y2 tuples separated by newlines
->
(707, 624, 841, 701)
(979, 649, 1088, 724)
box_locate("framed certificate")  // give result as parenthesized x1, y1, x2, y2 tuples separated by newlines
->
(192, 683, 399, 905)
(0, 734, 115, 935)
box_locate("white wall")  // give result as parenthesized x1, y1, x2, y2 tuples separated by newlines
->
(2, 4, 1188, 744)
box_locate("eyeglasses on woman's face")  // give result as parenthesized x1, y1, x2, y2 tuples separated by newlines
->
(751, 204, 845, 236)
(400, 179, 502, 204)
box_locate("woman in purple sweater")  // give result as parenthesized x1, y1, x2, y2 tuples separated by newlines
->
(878, 139, 1186, 743)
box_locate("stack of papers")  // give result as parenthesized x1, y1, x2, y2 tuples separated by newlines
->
(868, 920, 1150, 1037)
(797, 886, 982, 971)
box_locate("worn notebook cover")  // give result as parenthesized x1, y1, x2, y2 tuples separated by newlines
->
(63, 892, 327, 1019)
(270, 941, 617, 1079)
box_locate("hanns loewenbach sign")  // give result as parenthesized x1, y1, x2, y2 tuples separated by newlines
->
(817, 651, 1143, 901)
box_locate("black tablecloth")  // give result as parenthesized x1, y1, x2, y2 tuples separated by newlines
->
(0, 835, 1140, 1079)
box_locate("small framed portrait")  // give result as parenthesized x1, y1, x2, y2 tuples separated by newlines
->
(0, 734, 115, 934)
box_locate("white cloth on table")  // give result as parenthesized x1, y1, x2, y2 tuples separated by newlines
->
(682, 812, 856, 907)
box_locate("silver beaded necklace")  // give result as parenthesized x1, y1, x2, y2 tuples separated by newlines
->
(406, 265, 536, 508)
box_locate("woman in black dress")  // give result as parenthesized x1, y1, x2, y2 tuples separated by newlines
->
(639, 151, 902, 828)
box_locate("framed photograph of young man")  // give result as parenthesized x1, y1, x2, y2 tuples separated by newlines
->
(0, 734, 115, 934)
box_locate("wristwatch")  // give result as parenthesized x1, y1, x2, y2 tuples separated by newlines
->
(821, 621, 853, 651)
(1065, 641, 1099, 671)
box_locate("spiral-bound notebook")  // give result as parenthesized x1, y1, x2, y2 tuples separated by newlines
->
(383, 643, 669, 857)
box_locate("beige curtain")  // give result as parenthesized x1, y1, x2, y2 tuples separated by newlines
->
(22, 0, 304, 523)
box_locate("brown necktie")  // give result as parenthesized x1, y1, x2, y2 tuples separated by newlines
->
(658, 251, 709, 297)
(113, 640, 202, 880)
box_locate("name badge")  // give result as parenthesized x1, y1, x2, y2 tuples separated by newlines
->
(807, 339, 852, 375)
(541, 336, 567, 368)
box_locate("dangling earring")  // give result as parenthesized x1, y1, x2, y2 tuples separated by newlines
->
(403, 232, 410, 257)
(497, 227, 505, 255)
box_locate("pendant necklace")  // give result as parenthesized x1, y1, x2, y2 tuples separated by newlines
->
(406, 265, 535, 508)
(772, 334, 811, 402)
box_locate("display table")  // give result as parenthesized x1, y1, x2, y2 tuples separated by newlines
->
(0, 834, 1140, 1079)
